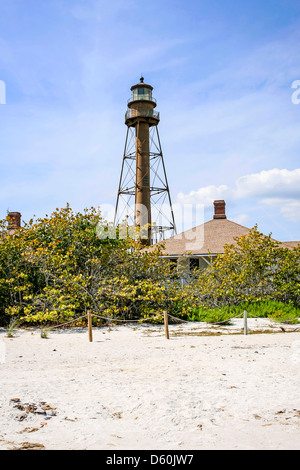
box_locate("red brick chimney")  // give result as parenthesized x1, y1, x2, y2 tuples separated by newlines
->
(7, 211, 22, 229)
(213, 200, 226, 219)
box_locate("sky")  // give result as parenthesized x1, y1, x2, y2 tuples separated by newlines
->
(0, 0, 300, 241)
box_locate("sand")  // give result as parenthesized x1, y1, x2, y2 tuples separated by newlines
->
(0, 318, 300, 450)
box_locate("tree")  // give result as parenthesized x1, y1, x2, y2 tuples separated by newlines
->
(0, 205, 185, 325)
(272, 244, 300, 305)
(190, 226, 299, 308)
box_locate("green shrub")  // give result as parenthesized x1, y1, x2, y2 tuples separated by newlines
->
(186, 300, 300, 324)
(0, 209, 299, 328)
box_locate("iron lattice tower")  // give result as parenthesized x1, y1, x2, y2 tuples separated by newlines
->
(114, 77, 176, 245)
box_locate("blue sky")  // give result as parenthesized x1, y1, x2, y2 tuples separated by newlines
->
(0, 0, 300, 241)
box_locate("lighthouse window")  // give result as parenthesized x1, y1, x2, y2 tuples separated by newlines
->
(139, 88, 151, 99)
(132, 87, 152, 101)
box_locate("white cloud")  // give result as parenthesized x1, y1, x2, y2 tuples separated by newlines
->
(177, 184, 233, 206)
(261, 198, 300, 223)
(236, 168, 300, 199)
(176, 168, 300, 223)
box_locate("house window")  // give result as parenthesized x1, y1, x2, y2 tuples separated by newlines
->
(189, 258, 200, 271)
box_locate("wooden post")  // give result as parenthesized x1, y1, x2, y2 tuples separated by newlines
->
(164, 311, 169, 339)
(87, 311, 93, 342)
(243, 310, 248, 335)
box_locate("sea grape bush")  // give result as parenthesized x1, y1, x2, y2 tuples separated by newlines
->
(187, 225, 300, 320)
(0, 207, 299, 327)
(0, 205, 185, 326)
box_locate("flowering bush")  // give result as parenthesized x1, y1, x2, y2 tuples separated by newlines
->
(0, 210, 299, 327)
(189, 226, 300, 310)
(0, 205, 183, 325)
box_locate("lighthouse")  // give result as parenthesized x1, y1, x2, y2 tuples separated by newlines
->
(114, 77, 176, 245)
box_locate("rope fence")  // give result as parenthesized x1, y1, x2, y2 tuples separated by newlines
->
(38, 309, 299, 341)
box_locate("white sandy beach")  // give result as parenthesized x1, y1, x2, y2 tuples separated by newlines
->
(0, 318, 300, 450)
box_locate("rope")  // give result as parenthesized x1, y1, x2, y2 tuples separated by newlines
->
(167, 311, 300, 331)
(167, 312, 244, 325)
(239, 311, 300, 331)
(165, 313, 190, 323)
(91, 313, 160, 323)
(39, 310, 299, 332)
(43, 312, 163, 330)
(44, 314, 89, 330)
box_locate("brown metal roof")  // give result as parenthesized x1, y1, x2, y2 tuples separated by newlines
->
(149, 218, 299, 256)
(152, 218, 252, 256)
(280, 241, 300, 249)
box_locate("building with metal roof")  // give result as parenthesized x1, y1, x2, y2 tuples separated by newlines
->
(146, 200, 300, 272)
